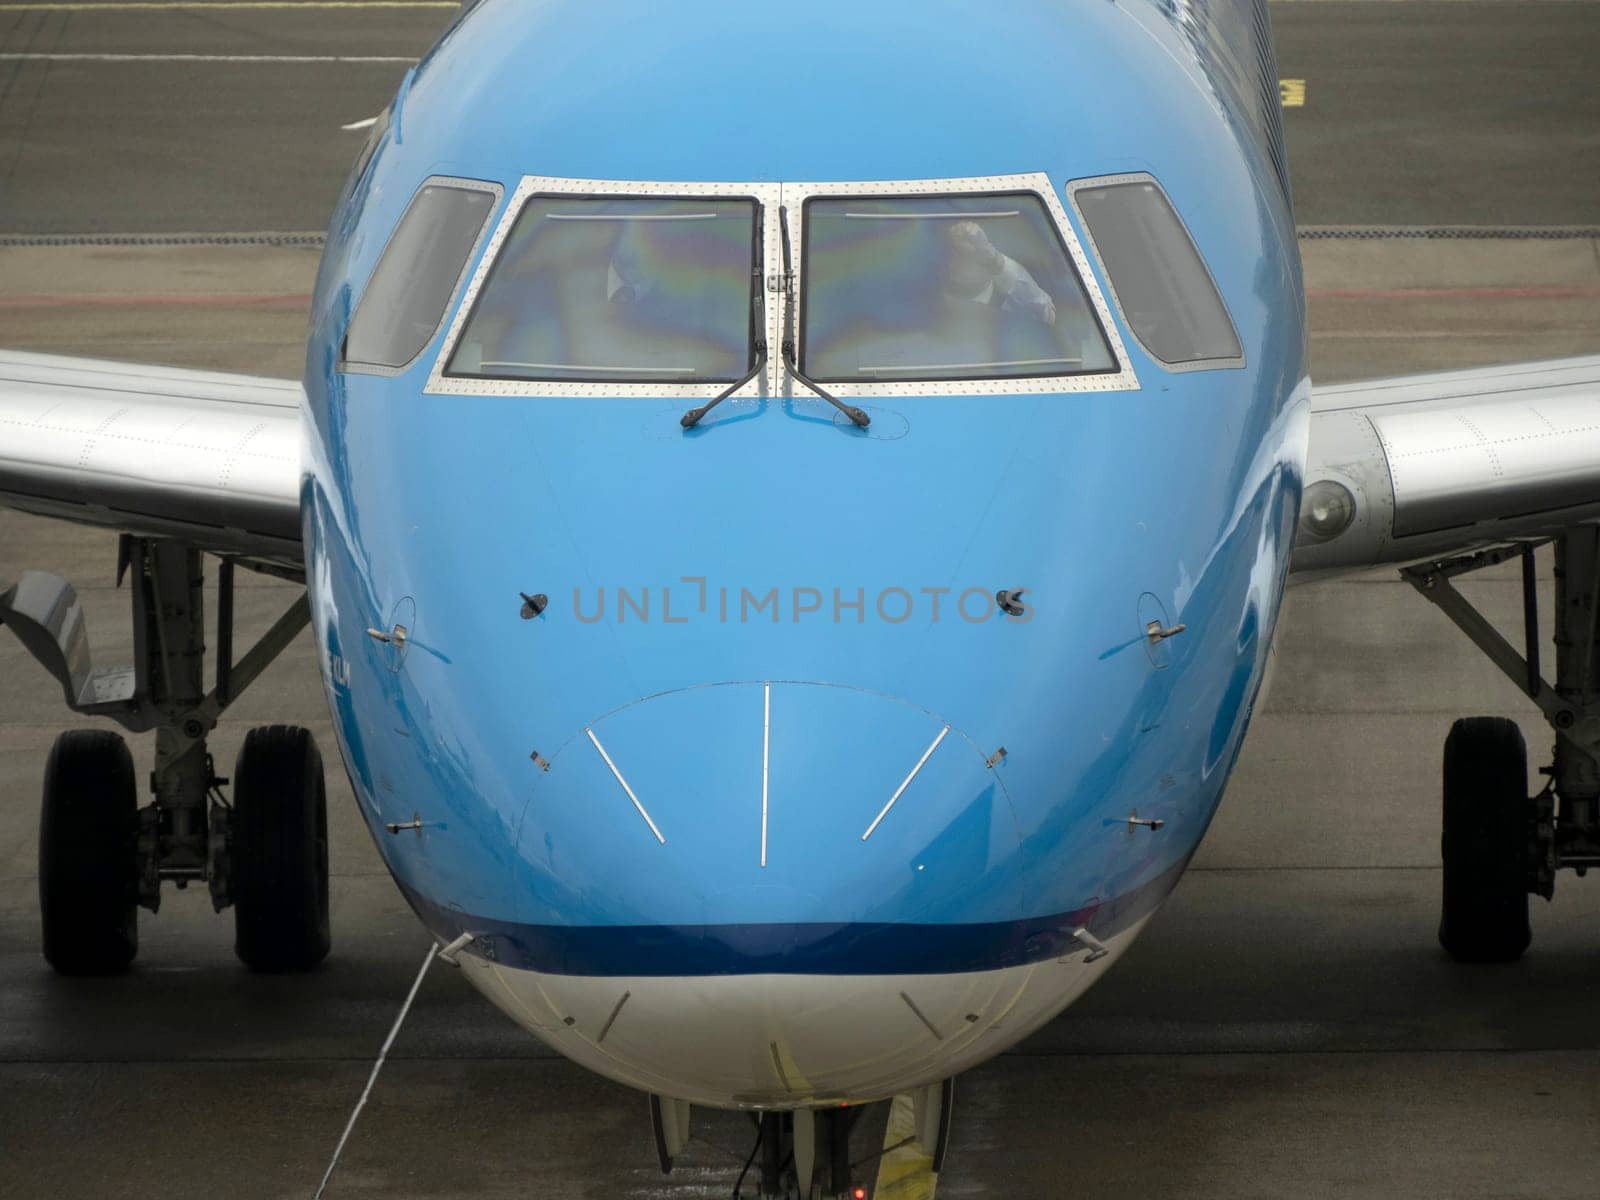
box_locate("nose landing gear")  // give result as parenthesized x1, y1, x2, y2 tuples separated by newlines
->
(656, 1079, 953, 1199)
(739, 1108, 867, 1200)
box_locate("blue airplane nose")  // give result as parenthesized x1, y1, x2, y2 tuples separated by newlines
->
(447, 680, 1138, 1107)
(501, 681, 1024, 974)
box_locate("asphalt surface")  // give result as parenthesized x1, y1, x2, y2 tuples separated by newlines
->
(1, 244, 1597, 1199)
(0, 1, 1596, 232)
(3, 4, 1600, 1199)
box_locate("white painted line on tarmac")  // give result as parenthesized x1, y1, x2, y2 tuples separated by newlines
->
(341, 116, 380, 131)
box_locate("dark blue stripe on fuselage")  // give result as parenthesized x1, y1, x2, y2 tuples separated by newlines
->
(396, 858, 1187, 977)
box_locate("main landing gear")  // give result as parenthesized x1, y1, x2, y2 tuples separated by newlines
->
(1438, 717, 1532, 961)
(1405, 528, 1600, 962)
(2, 537, 324, 974)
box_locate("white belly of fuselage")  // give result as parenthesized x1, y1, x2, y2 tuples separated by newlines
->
(452, 915, 1152, 1109)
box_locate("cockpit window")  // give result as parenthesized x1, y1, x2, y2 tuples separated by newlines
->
(344, 179, 498, 373)
(1070, 178, 1243, 369)
(798, 192, 1118, 383)
(445, 195, 759, 384)
(346, 106, 388, 195)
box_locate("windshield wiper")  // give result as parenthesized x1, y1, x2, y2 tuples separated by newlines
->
(779, 206, 870, 428)
(681, 209, 769, 428)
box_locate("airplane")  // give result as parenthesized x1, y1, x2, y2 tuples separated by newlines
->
(2, 1, 1598, 1196)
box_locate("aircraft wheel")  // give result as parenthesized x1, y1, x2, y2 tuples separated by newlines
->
(1438, 717, 1532, 963)
(232, 725, 330, 972)
(39, 730, 140, 975)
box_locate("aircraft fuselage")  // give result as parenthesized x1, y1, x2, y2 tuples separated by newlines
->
(300, 0, 1308, 1108)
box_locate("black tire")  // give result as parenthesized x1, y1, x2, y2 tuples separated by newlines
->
(232, 726, 330, 972)
(39, 730, 139, 975)
(1439, 717, 1532, 963)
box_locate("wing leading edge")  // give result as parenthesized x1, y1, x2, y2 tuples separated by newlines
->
(5, 348, 1596, 582)
(0, 350, 303, 569)
(1292, 356, 1600, 577)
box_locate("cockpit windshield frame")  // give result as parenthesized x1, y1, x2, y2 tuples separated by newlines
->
(426, 173, 1140, 399)
(427, 177, 781, 399)
(783, 173, 1138, 398)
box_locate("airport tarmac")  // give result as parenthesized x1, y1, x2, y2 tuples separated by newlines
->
(3, 3, 1600, 1198)
(0, 1, 1597, 231)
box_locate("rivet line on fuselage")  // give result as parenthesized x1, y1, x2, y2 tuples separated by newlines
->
(596, 991, 631, 1044)
(899, 991, 945, 1041)
(585, 728, 665, 844)
(760, 682, 771, 868)
(768, 1042, 794, 1094)
(861, 725, 950, 841)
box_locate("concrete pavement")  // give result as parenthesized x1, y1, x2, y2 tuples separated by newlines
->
(2, 2, 1600, 1193)
(0, 2, 1596, 231)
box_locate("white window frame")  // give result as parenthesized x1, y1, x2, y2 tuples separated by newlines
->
(426, 176, 781, 399)
(781, 172, 1138, 397)
(426, 172, 1139, 398)
(344, 175, 503, 379)
(1065, 172, 1246, 374)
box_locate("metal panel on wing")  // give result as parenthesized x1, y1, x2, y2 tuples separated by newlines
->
(0, 350, 303, 561)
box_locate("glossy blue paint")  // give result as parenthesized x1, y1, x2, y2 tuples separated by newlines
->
(301, 0, 1307, 978)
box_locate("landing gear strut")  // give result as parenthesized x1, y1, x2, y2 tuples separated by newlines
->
(1405, 528, 1600, 961)
(654, 1079, 953, 1198)
(1, 537, 322, 973)
(749, 1107, 868, 1200)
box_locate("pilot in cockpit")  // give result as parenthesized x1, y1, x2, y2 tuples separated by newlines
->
(940, 220, 1058, 326)
(605, 228, 656, 308)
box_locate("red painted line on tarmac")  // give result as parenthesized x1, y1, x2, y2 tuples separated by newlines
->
(0, 292, 311, 310)
(1307, 285, 1600, 301)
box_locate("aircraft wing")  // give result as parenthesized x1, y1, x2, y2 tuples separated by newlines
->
(1292, 355, 1600, 577)
(0, 350, 304, 571)
(6, 347, 1596, 582)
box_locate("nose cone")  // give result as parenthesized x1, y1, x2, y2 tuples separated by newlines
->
(505, 681, 1021, 960)
(452, 680, 1125, 1107)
